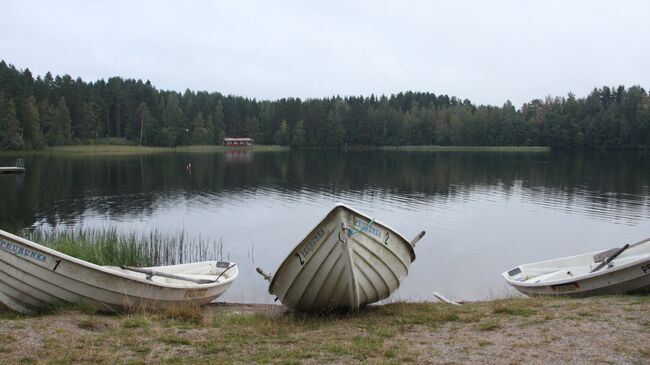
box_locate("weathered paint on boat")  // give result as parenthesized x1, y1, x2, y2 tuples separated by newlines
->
(259, 203, 424, 311)
(0, 229, 238, 314)
(503, 238, 650, 297)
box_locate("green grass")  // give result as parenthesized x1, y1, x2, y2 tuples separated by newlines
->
(122, 315, 150, 329)
(44, 143, 288, 155)
(1, 142, 548, 156)
(478, 319, 501, 331)
(491, 298, 539, 317)
(47, 144, 170, 154)
(0, 141, 289, 156)
(379, 145, 550, 152)
(24, 227, 222, 267)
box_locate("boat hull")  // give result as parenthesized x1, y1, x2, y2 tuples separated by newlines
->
(505, 259, 650, 297)
(0, 230, 238, 314)
(503, 240, 650, 297)
(267, 204, 417, 311)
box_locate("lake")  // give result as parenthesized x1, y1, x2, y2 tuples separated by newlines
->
(1, 149, 649, 303)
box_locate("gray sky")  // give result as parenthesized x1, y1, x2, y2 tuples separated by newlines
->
(1, 0, 649, 107)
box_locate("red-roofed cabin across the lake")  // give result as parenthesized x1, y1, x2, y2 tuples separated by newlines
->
(224, 137, 254, 146)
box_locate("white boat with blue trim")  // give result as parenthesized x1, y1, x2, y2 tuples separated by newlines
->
(0, 229, 238, 314)
(257, 203, 425, 311)
(503, 237, 650, 297)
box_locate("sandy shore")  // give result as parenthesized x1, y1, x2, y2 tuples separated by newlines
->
(1, 296, 649, 364)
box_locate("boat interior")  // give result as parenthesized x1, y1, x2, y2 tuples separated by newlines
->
(104, 261, 237, 285)
(506, 243, 650, 284)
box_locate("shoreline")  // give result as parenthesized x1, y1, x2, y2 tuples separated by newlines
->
(0, 144, 553, 156)
(1, 295, 649, 364)
(0, 144, 290, 156)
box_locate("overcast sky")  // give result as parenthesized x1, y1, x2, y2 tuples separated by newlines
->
(1, 0, 649, 107)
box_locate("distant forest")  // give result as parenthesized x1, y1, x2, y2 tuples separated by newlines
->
(0, 60, 649, 150)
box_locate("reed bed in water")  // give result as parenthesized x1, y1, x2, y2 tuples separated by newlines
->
(24, 228, 225, 267)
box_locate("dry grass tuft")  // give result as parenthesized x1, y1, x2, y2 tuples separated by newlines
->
(159, 302, 204, 324)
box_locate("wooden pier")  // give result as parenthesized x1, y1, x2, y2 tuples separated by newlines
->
(0, 167, 25, 174)
(0, 159, 25, 174)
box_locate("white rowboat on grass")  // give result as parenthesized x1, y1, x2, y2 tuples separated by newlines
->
(0, 229, 238, 314)
(503, 237, 650, 297)
(257, 203, 425, 311)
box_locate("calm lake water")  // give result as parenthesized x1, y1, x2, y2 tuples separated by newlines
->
(1, 149, 649, 303)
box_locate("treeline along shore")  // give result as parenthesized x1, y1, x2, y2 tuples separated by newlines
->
(1, 60, 649, 150)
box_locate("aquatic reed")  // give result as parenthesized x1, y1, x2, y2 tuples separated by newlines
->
(24, 227, 222, 267)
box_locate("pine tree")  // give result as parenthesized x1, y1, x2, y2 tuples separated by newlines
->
(162, 94, 184, 128)
(258, 101, 275, 144)
(162, 94, 186, 145)
(49, 97, 72, 145)
(78, 102, 101, 141)
(135, 102, 155, 145)
(636, 94, 650, 148)
(191, 112, 211, 144)
(244, 116, 260, 141)
(213, 100, 225, 144)
(0, 98, 24, 150)
(291, 119, 306, 147)
(273, 119, 290, 145)
(21, 96, 43, 148)
(325, 100, 348, 146)
(205, 114, 215, 145)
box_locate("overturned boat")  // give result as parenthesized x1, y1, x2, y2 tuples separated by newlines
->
(0, 229, 238, 314)
(257, 203, 425, 311)
(503, 237, 650, 297)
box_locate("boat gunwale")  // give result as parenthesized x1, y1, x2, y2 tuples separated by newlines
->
(0, 229, 238, 290)
(268, 203, 415, 291)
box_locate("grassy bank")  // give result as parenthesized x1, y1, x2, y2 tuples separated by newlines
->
(379, 145, 550, 152)
(0, 143, 551, 157)
(0, 296, 648, 364)
(46, 144, 289, 155)
(25, 228, 225, 267)
(0, 143, 289, 156)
